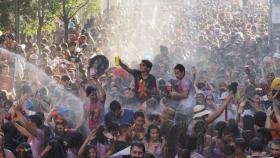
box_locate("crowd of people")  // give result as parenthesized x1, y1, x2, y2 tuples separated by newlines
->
(1, 0, 280, 158)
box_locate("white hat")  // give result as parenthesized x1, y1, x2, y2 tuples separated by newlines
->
(193, 105, 211, 119)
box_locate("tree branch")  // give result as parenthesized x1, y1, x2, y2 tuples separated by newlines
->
(68, 0, 89, 19)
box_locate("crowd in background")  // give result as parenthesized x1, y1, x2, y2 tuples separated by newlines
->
(1, 0, 280, 158)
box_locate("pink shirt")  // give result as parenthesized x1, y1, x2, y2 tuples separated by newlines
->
(83, 100, 104, 130)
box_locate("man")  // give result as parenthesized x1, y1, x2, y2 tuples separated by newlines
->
(270, 138, 280, 158)
(59, 74, 78, 94)
(75, 84, 106, 131)
(120, 59, 157, 103)
(104, 100, 134, 126)
(130, 141, 145, 158)
(170, 64, 196, 123)
(131, 111, 145, 141)
(249, 137, 266, 157)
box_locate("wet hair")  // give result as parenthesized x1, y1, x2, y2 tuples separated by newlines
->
(38, 87, 48, 96)
(16, 143, 33, 158)
(249, 137, 263, 152)
(134, 111, 145, 120)
(94, 125, 107, 144)
(141, 60, 153, 70)
(61, 75, 70, 81)
(107, 123, 119, 133)
(44, 137, 67, 158)
(256, 128, 272, 145)
(65, 132, 84, 150)
(29, 114, 43, 128)
(86, 86, 97, 96)
(218, 126, 233, 139)
(254, 111, 267, 128)
(214, 121, 227, 132)
(130, 141, 145, 153)
(36, 111, 45, 121)
(223, 145, 235, 158)
(110, 100, 121, 112)
(174, 64, 185, 73)
(84, 145, 97, 158)
(145, 124, 162, 142)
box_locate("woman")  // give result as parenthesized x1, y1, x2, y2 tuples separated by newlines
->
(39, 137, 66, 158)
(90, 126, 109, 158)
(84, 145, 97, 158)
(0, 133, 15, 158)
(16, 143, 32, 158)
(144, 125, 164, 158)
(204, 94, 217, 112)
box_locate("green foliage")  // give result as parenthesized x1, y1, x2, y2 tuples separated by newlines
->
(81, 0, 101, 19)
(0, 0, 60, 36)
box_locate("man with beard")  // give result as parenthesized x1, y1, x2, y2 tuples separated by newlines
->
(270, 138, 280, 158)
(120, 59, 157, 103)
(129, 141, 145, 158)
(54, 119, 74, 138)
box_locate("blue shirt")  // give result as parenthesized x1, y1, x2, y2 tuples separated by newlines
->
(104, 109, 134, 126)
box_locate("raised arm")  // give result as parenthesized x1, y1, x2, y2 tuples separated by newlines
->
(78, 129, 97, 158)
(120, 59, 133, 74)
(13, 122, 32, 138)
(206, 94, 233, 124)
(13, 106, 39, 137)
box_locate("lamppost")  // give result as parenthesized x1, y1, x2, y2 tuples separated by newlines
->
(15, 0, 19, 42)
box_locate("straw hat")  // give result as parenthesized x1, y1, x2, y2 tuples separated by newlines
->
(192, 105, 211, 119)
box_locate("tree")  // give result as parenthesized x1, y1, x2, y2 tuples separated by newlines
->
(0, 0, 33, 32)
(60, 0, 89, 42)
(35, 0, 61, 44)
